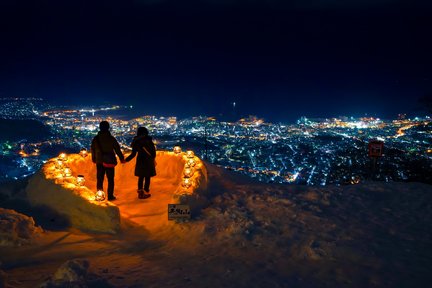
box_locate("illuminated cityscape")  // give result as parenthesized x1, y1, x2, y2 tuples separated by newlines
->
(1, 98, 431, 185)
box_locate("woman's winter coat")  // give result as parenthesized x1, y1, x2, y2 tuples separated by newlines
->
(125, 135, 156, 177)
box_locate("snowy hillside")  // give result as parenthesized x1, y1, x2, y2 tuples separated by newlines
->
(0, 159, 431, 288)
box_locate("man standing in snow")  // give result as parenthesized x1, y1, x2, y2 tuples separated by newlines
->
(91, 121, 125, 201)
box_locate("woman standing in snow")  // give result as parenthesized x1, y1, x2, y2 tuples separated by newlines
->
(125, 127, 156, 199)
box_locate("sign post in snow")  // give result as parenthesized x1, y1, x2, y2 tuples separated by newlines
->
(368, 140, 384, 157)
(368, 140, 384, 177)
(168, 204, 191, 220)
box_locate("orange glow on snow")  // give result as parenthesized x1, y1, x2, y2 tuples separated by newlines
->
(41, 150, 206, 230)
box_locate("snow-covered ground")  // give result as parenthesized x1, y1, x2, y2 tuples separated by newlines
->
(0, 158, 431, 287)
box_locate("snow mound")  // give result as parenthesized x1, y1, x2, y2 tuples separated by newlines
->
(26, 169, 121, 234)
(40, 259, 113, 288)
(0, 207, 42, 246)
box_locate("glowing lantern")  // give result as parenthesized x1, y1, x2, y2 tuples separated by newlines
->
(55, 173, 64, 183)
(79, 148, 88, 158)
(76, 175, 85, 186)
(181, 178, 192, 188)
(173, 146, 182, 154)
(95, 190, 106, 201)
(186, 150, 194, 158)
(184, 167, 194, 178)
(59, 153, 68, 161)
(55, 159, 64, 169)
(63, 167, 72, 177)
(186, 158, 196, 167)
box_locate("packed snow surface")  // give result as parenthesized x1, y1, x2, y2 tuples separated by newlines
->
(0, 161, 431, 287)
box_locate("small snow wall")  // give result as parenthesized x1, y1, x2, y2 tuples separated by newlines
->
(26, 151, 207, 233)
(26, 161, 121, 234)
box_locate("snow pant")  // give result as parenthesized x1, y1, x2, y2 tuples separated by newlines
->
(96, 163, 115, 198)
(138, 176, 151, 192)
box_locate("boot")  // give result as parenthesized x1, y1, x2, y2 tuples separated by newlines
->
(144, 188, 151, 197)
(137, 189, 144, 199)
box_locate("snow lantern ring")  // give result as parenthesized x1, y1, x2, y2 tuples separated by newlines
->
(186, 150, 195, 158)
(63, 167, 72, 177)
(55, 158, 64, 169)
(59, 152, 68, 162)
(95, 190, 106, 201)
(76, 175, 85, 186)
(79, 148, 88, 158)
(182, 178, 193, 188)
(186, 158, 196, 168)
(173, 146, 182, 154)
(184, 167, 194, 178)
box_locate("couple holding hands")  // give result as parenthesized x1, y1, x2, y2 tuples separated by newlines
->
(91, 121, 156, 200)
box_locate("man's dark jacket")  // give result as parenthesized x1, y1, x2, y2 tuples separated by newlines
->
(91, 131, 124, 164)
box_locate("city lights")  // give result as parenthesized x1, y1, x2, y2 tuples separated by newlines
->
(56, 159, 64, 169)
(0, 98, 431, 186)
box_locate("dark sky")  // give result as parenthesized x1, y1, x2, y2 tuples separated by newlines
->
(1, 0, 431, 122)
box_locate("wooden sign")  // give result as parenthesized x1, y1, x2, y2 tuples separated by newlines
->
(168, 204, 191, 220)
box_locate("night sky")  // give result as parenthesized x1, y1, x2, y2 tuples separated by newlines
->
(1, 0, 431, 123)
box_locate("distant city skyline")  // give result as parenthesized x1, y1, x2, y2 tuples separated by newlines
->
(0, 96, 428, 124)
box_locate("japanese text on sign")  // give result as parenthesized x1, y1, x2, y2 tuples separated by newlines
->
(168, 204, 191, 220)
